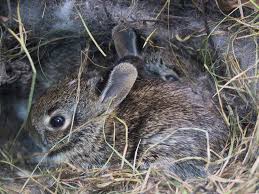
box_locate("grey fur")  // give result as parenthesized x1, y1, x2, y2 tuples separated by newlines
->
(100, 62, 138, 110)
(27, 24, 229, 180)
(28, 70, 229, 180)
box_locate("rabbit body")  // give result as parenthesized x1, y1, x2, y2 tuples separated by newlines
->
(27, 19, 229, 180)
(29, 67, 228, 179)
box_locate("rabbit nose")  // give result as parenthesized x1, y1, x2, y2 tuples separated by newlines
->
(19, 132, 42, 153)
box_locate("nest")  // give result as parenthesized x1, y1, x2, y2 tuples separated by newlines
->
(0, 0, 258, 193)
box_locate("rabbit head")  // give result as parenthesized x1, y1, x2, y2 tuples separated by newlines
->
(28, 63, 137, 160)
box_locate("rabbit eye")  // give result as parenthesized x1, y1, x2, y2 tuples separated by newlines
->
(50, 115, 65, 128)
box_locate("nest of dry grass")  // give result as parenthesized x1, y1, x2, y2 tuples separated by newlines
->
(0, 0, 258, 193)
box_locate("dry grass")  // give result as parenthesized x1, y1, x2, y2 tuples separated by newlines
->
(0, 0, 258, 193)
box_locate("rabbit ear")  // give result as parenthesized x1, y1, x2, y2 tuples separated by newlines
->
(100, 62, 138, 110)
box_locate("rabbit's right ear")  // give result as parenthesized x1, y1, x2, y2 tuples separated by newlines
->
(100, 62, 138, 111)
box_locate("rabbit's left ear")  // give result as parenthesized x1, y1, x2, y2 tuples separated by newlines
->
(100, 62, 138, 110)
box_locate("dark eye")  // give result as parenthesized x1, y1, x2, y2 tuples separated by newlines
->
(50, 115, 65, 128)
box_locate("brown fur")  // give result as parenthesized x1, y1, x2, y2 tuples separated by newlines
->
(28, 23, 229, 180)
(28, 73, 229, 179)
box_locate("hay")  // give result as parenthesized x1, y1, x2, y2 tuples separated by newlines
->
(0, 0, 258, 193)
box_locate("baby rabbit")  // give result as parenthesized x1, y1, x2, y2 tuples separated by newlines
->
(28, 24, 229, 180)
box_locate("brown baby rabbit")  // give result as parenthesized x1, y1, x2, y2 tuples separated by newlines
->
(28, 24, 229, 180)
